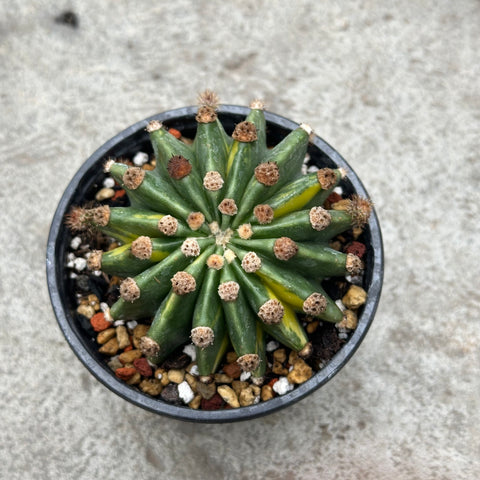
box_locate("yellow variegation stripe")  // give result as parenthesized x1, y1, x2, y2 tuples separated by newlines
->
(273, 183, 320, 218)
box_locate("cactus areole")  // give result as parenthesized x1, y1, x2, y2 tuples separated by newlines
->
(47, 96, 383, 422)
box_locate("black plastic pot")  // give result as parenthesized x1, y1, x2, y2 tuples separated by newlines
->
(47, 105, 383, 423)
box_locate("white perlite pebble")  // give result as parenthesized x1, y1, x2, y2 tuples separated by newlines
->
(126, 320, 138, 330)
(240, 371, 251, 381)
(272, 377, 295, 395)
(113, 320, 125, 327)
(178, 381, 195, 404)
(266, 340, 280, 352)
(100, 302, 109, 313)
(346, 274, 364, 286)
(307, 165, 319, 173)
(333, 186, 343, 195)
(301, 163, 308, 175)
(133, 151, 149, 166)
(189, 364, 199, 376)
(183, 344, 197, 361)
(73, 257, 87, 272)
(103, 177, 115, 188)
(70, 236, 82, 250)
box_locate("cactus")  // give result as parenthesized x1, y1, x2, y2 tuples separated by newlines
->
(67, 91, 372, 385)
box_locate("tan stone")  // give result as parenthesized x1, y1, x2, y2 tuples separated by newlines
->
(185, 373, 198, 392)
(77, 304, 95, 319)
(272, 360, 289, 376)
(188, 394, 202, 410)
(118, 349, 142, 364)
(154, 368, 170, 386)
(239, 386, 256, 407)
(139, 378, 163, 396)
(287, 358, 313, 385)
(97, 328, 116, 345)
(168, 369, 185, 384)
(132, 324, 150, 348)
(98, 337, 119, 356)
(231, 380, 249, 396)
(342, 285, 367, 310)
(273, 348, 287, 363)
(217, 385, 240, 408)
(214, 373, 233, 384)
(196, 381, 217, 400)
(116, 325, 131, 350)
(261, 385, 274, 402)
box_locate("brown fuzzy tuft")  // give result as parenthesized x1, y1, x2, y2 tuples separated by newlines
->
(258, 299, 284, 325)
(92, 206, 111, 227)
(131, 236, 153, 260)
(187, 212, 205, 231)
(145, 120, 163, 133)
(123, 167, 145, 190)
(197, 89, 220, 109)
(181, 238, 201, 257)
(171, 271, 196, 295)
(206, 254, 224, 270)
(139, 336, 161, 357)
(232, 121, 257, 143)
(236, 353, 260, 372)
(273, 237, 298, 261)
(190, 326, 215, 348)
(203, 171, 224, 191)
(158, 215, 178, 236)
(218, 281, 240, 302)
(87, 250, 102, 270)
(196, 105, 217, 123)
(167, 155, 192, 180)
(218, 198, 238, 216)
(302, 293, 327, 316)
(119, 277, 141, 302)
(253, 204, 274, 224)
(241, 251, 262, 272)
(317, 168, 337, 190)
(237, 223, 253, 240)
(254, 162, 280, 186)
(309, 206, 331, 231)
(346, 253, 364, 275)
(65, 206, 90, 232)
(348, 195, 373, 228)
(249, 98, 266, 110)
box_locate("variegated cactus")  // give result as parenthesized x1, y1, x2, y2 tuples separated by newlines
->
(67, 90, 371, 385)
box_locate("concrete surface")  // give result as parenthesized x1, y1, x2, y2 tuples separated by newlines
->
(1, 1, 479, 478)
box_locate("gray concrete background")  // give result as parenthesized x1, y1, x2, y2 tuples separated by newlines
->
(1, 1, 479, 478)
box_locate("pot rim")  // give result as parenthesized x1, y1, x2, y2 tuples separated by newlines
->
(47, 105, 383, 423)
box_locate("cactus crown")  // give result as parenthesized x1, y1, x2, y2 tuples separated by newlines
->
(67, 90, 371, 390)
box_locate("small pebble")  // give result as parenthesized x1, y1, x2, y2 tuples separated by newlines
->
(182, 343, 197, 361)
(119, 349, 142, 364)
(133, 151, 149, 166)
(273, 348, 287, 363)
(76, 304, 95, 319)
(95, 187, 115, 201)
(73, 257, 87, 272)
(168, 369, 185, 384)
(266, 340, 280, 352)
(226, 351, 238, 363)
(272, 377, 294, 395)
(178, 381, 195, 404)
(217, 385, 240, 408)
(97, 328, 116, 345)
(70, 236, 82, 250)
(140, 378, 163, 396)
(240, 371, 251, 381)
(335, 299, 346, 311)
(201, 393, 224, 410)
(214, 373, 233, 384)
(238, 386, 256, 407)
(98, 337, 119, 356)
(126, 320, 138, 331)
(107, 356, 123, 371)
(307, 165, 319, 173)
(342, 285, 367, 310)
(160, 384, 180, 403)
(261, 385, 274, 402)
(333, 186, 343, 195)
(196, 381, 217, 400)
(116, 325, 131, 350)
(287, 358, 313, 384)
(188, 364, 199, 376)
(103, 177, 115, 188)
(188, 394, 202, 410)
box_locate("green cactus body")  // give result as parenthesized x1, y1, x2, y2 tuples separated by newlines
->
(70, 92, 372, 381)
